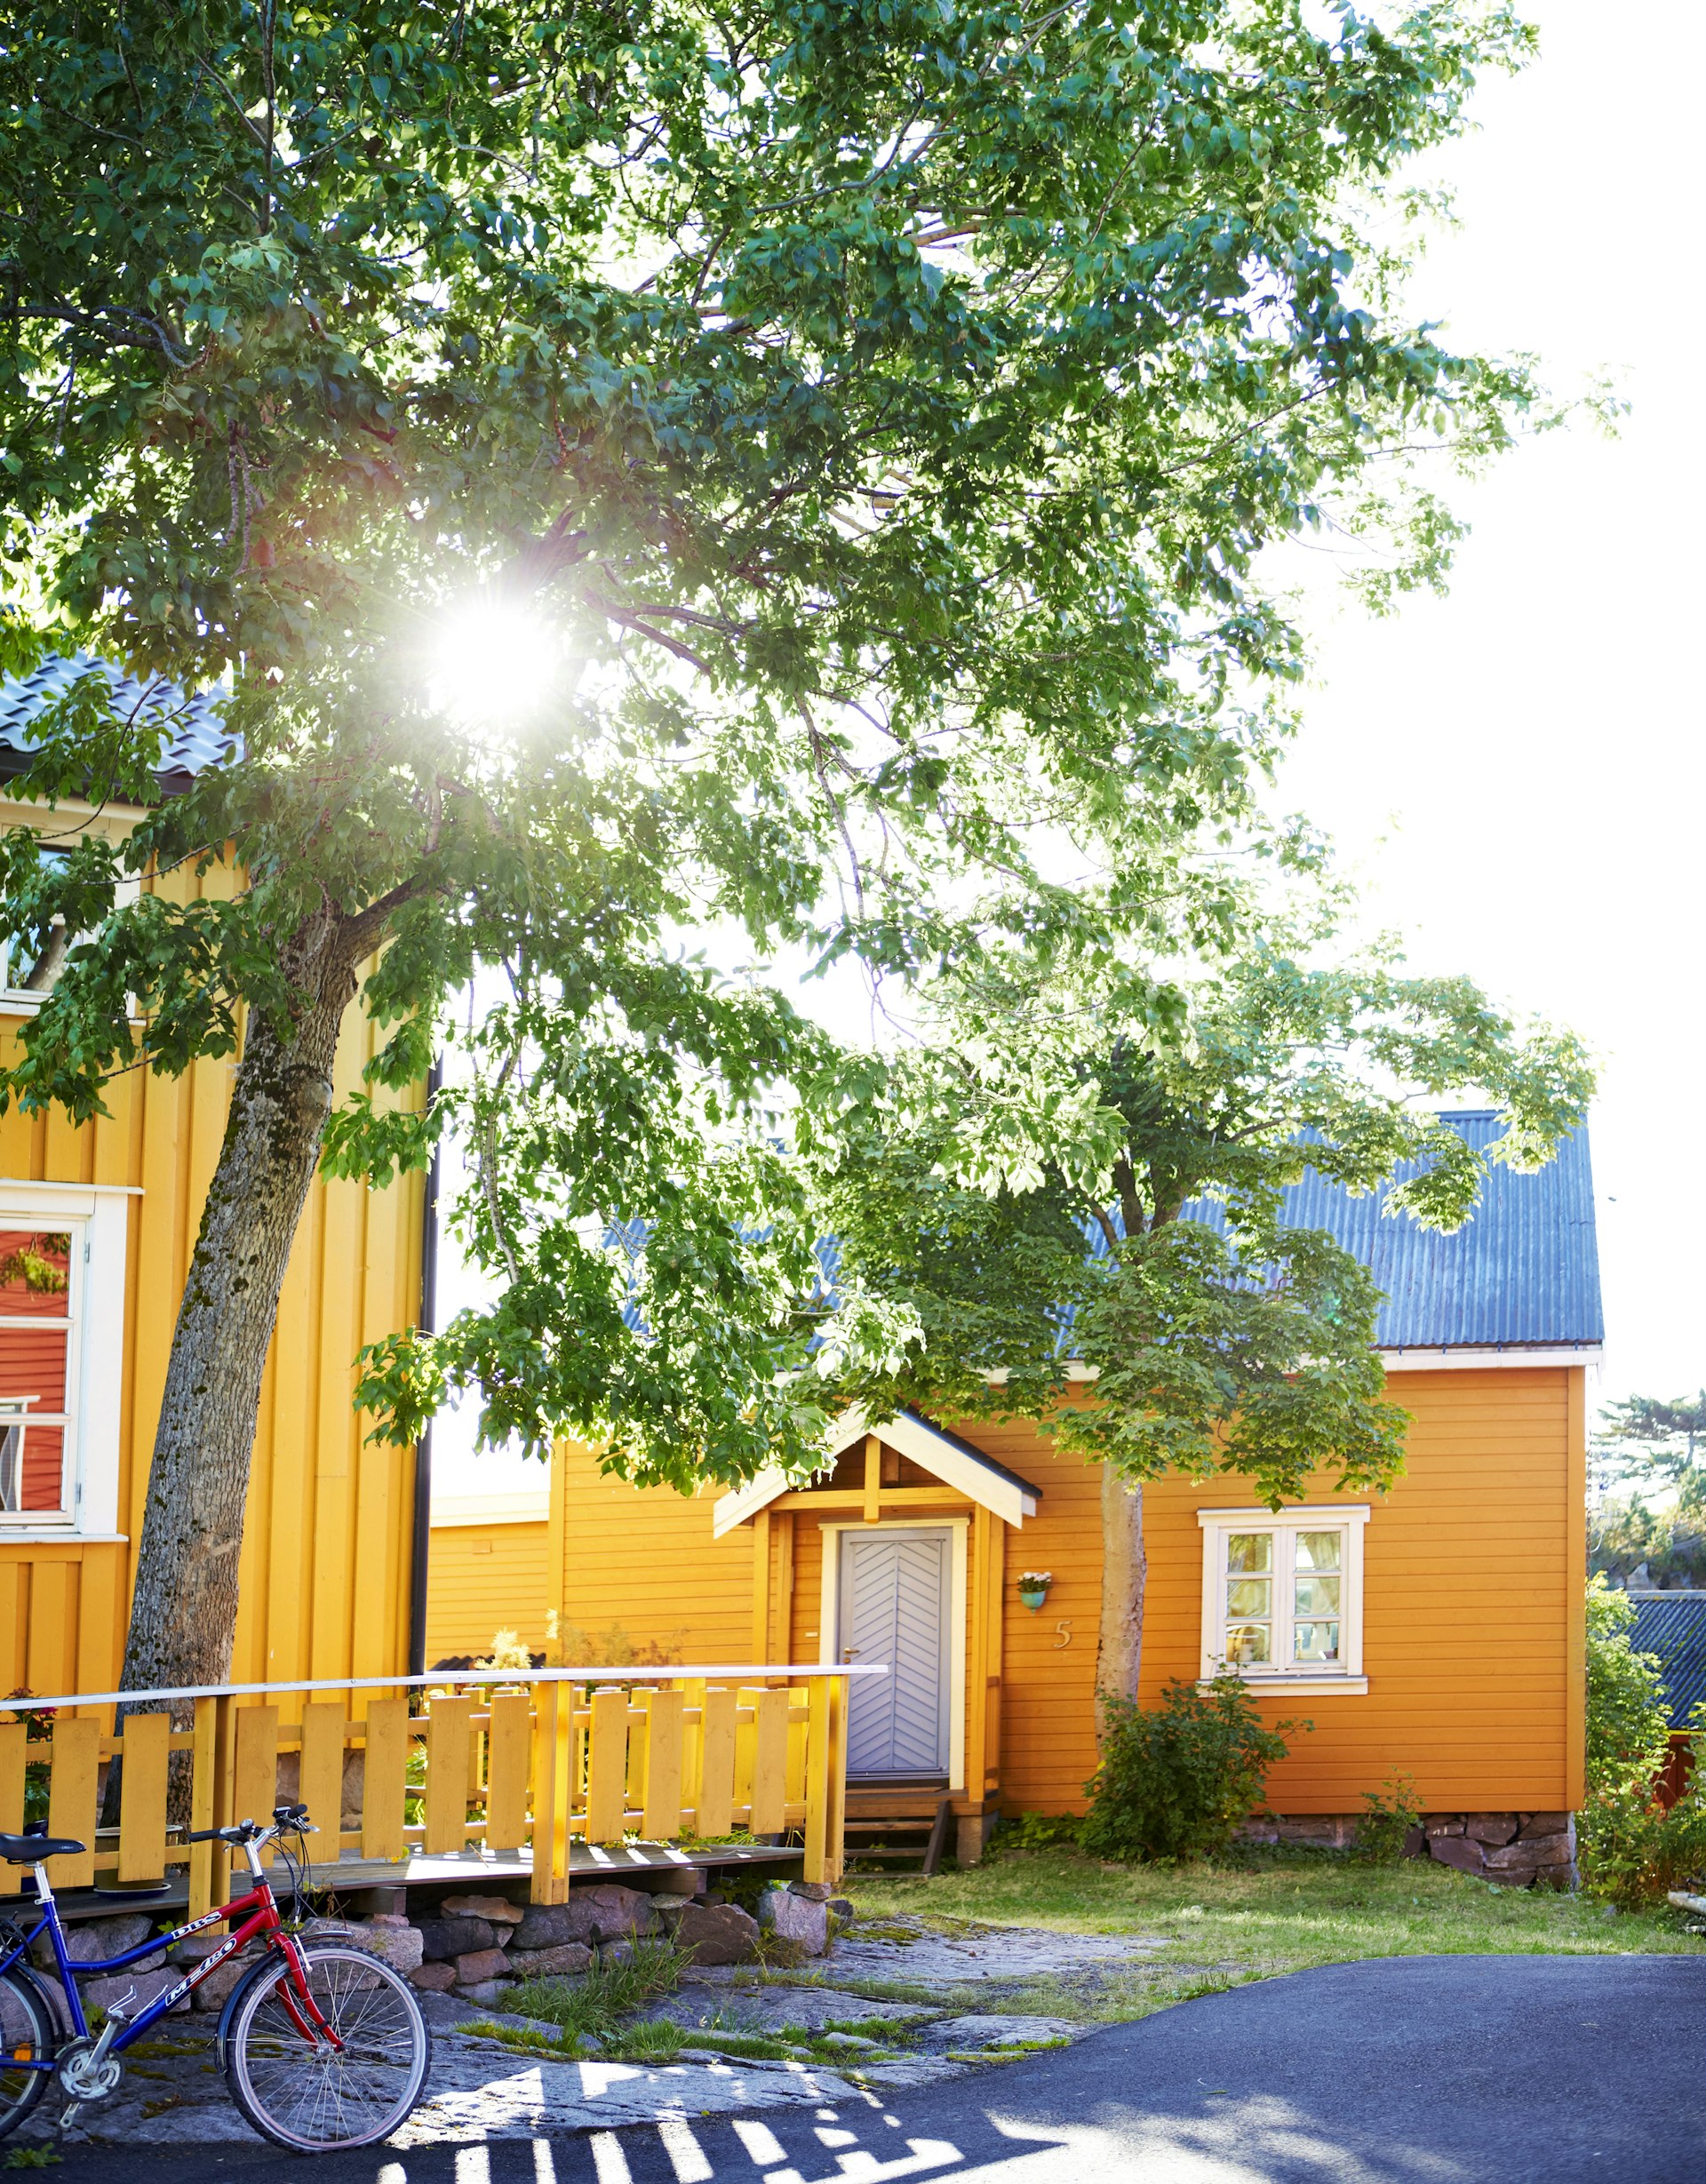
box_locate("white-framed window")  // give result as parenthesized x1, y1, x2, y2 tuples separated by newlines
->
(1198, 1505, 1370, 1694)
(0, 857, 138, 1011)
(0, 1183, 131, 1537)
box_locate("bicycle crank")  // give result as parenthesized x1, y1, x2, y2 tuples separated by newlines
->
(57, 2031, 124, 2106)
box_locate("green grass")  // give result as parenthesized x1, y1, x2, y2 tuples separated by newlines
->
(841, 1843, 1706, 2015)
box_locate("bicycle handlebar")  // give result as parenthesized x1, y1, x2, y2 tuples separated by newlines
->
(186, 1804, 318, 1847)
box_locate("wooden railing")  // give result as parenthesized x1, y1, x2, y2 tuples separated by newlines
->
(0, 1664, 867, 1915)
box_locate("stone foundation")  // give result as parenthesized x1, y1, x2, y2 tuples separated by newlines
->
(1239, 1810, 1577, 1887)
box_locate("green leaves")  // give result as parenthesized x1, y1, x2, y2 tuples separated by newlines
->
(0, 0, 1561, 1491)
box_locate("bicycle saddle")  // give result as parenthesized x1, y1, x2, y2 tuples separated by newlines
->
(0, 1834, 84, 1861)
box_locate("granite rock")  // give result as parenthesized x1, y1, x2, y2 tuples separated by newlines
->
(757, 1886, 828, 1955)
(1465, 1814, 1519, 1845)
(671, 1901, 761, 1965)
(441, 1893, 525, 1925)
(419, 1916, 497, 1960)
(453, 1948, 511, 1987)
(454, 1979, 516, 2006)
(506, 1942, 593, 1978)
(790, 1881, 834, 1903)
(411, 1961, 458, 1993)
(53, 1915, 165, 1973)
(83, 1967, 190, 2017)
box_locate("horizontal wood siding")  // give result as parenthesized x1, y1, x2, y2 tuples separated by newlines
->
(0, 849, 425, 1710)
(556, 1446, 752, 1662)
(970, 1369, 1577, 1816)
(426, 1520, 552, 1662)
(550, 1367, 1579, 1820)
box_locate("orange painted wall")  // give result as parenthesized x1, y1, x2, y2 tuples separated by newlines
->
(0, 829, 426, 1707)
(546, 1364, 1586, 1816)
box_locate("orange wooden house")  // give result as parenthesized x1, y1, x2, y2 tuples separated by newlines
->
(435, 1115, 1601, 1867)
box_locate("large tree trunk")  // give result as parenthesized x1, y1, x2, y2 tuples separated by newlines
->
(120, 915, 358, 1703)
(1095, 1463, 1144, 1738)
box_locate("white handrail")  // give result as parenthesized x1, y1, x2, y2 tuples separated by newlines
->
(2, 1662, 886, 1713)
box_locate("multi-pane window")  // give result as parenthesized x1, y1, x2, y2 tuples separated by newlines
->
(1200, 1507, 1369, 1686)
(0, 1227, 78, 1518)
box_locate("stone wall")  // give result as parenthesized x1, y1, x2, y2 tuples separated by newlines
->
(1238, 1809, 1577, 1887)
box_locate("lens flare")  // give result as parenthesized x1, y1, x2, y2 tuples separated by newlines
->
(429, 598, 565, 731)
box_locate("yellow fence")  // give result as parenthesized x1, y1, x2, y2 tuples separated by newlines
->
(0, 1665, 859, 1916)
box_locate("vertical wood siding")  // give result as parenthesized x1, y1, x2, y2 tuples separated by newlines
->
(0, 852, 425, 1707)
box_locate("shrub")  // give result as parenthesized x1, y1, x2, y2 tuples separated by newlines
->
(1080, 1676, 1301, 1863)
(1001, 1812, 1084, 1853)
(1577, 1576, 1706, 1907)
(1351, 1771, 1422, 1864)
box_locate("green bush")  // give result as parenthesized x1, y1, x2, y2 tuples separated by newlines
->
(1351, 1770, 1423, 1864)
(1080, 1676, 1300, 1863)
(1000, 1812, 1084, 1853)
(1578, 1576, 1706, 1907)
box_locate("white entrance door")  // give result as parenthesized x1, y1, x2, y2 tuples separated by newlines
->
(839, 1527, 952, 1780)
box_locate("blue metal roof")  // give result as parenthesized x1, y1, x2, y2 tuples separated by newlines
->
(0, 651, 234, 794)
(1172, 1112, 1603, 1352)
(1629, 1593, 1706, 1728)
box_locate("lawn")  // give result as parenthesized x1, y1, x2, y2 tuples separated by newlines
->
(840, 1844, 1706, 2022)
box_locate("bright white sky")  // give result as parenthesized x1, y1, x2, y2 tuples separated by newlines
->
(1274, 0, 1703, 1412)
(434, 0, 1700, 1495)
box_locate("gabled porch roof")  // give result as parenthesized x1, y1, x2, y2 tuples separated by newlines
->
(712, 1407, 1041, 1536)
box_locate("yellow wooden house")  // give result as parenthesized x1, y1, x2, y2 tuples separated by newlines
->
(0, 657, 426, 1706)
(433, 1115, 1600, 1864)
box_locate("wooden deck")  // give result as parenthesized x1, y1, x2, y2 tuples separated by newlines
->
(2, 1839, 809, 1923)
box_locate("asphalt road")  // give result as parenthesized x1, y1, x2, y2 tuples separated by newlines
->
(36, 1953, 1706, 2183)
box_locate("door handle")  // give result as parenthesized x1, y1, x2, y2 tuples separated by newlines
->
(842, 1648, 859, 1662)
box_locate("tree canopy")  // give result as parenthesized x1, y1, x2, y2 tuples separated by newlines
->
(0, 0, 1558, 1535)
(813, 898, 1592, 1506)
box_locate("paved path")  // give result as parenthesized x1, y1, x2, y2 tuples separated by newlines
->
(36, 1954, 1706, 2182)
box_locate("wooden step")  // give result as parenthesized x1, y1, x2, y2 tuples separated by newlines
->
(841, 1794, 954, 1877)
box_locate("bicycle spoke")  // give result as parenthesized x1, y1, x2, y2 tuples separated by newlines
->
(227, 1945, 429, 2151)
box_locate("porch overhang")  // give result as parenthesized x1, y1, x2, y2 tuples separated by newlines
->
(713, 1407, 1040, 1537)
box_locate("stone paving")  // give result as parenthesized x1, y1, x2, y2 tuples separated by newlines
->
(28, 1913, 1167, 2148)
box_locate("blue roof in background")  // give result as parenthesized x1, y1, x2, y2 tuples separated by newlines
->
(0, 652, 233, 794)
(1629, 1593, 1706, 1727)
(1168, 1112, 1603, 1351)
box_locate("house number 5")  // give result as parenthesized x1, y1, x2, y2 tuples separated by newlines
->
(1053, 1620, 1072, 1648)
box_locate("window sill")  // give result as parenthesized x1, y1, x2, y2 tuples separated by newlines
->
(0, 1531, 129, 1546)
(1199, 1675, 1369, 1696)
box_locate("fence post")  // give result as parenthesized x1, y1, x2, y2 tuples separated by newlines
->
(802, 1678, 832, 1883)
(827, 1674, 849, 1885)
(530, 1678, 573, 1904)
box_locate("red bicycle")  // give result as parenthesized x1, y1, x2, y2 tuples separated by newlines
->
(0, 1803, 431, 2151)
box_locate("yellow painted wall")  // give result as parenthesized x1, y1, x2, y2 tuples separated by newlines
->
(546, 1366, 1586, 1815)
(426, 1502, 552, 1662)
(0, 830, 425, 1706)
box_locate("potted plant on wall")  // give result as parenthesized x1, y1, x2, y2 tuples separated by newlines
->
(1016, 1571, 1054, 1612)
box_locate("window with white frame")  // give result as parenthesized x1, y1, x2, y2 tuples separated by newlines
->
(0, 1186, 129, 1534)
(1198, 1506, 1370, 1689)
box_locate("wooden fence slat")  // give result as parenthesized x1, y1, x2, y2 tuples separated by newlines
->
(679, 1678, 705, 1829)
(45, 1718, 99, 1889)
(0, 1723, 26, 1837)
(485, 1692, 530, 1853)
(733, 1687, 759, 1821)
(425, 1697, 474, 1855)
(232, 1703, 281, 1862)
(585, 1687, 628, 1844)
(802, 1678, 831, 1883)
(697, 1687, 735, 1837)
(626, 1691, 650, 1815)
(641, 1689, 683, 1841)
(530, 1681, 572, 1903)
(361, 1698, 410, 1861)
(187, 1696, 221, 1917)
(298, 1702, 347, 1847)
(749, 1687, 789, 1834)
(826, 1675, 848, 1884)
(785, 1694, 808, 1808)
(116, 1711, 171, 1884)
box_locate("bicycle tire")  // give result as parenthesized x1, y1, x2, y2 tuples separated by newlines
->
(0, 1965, 56, 2143)
(219, 1942, 431, 2151)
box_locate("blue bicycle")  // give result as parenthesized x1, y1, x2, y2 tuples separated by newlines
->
(0, 1804, 430, 2151)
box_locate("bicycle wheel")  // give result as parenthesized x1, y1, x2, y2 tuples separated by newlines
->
(0, 1967, 55, 2142)
(219, 1943, 431, 2151)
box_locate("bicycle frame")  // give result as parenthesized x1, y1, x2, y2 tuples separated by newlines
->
(0, 1855, 332, 2065)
